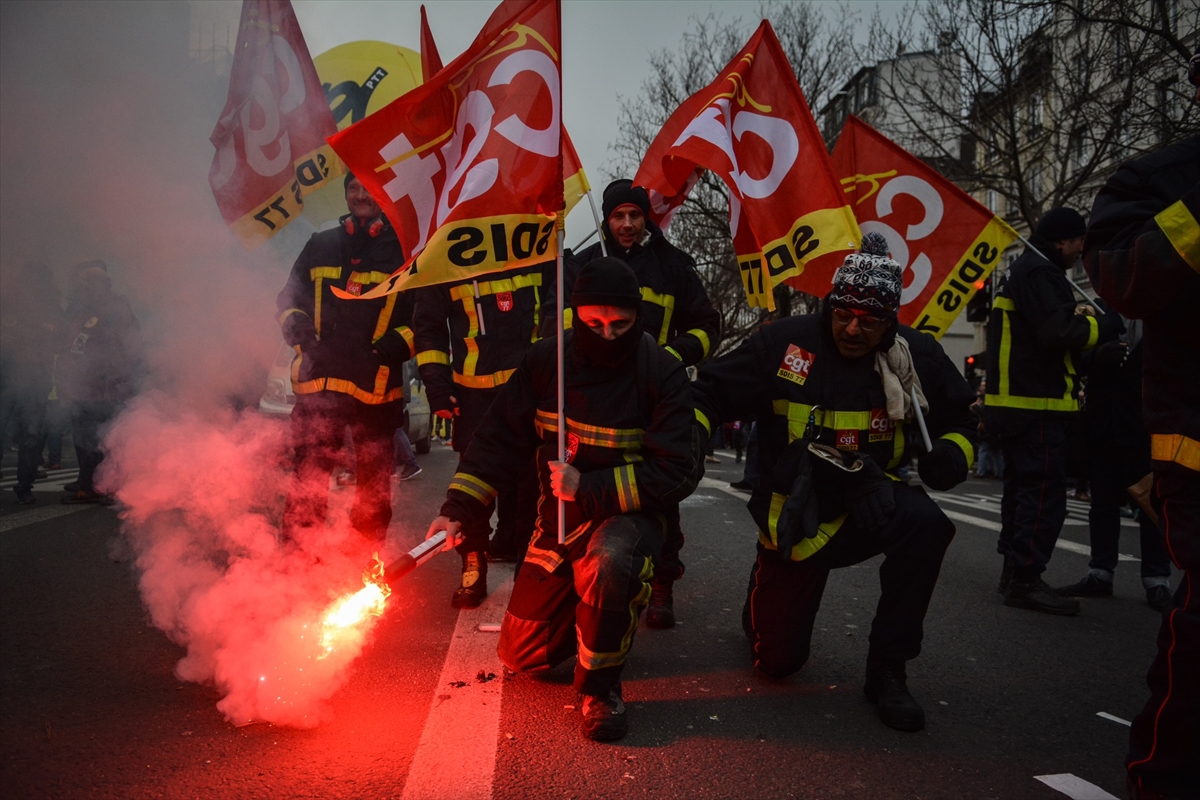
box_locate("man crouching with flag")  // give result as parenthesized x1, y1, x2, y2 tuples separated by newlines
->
(426, 258, 700, 741)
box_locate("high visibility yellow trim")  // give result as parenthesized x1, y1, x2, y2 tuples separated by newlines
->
(993, 296, 1015, 311)
(771, 399, 871, 440)
(577, 558, 651, 673)
(372, 293, 398, 342)
(534, 410, 644, 448)
(664, 346, 682, 361)
(1155, 199, 1200, 272)
(939, 432, 975, 471)
(760, 492, 848, 560)
(523, 521, 592, 573)
(449, 272, 543, 300)
(1084, 315, 1099, 350)
(294, 364, 403, 405)
(278, 307, 309, 326)
(887, 423, 907, 470)
(453, 370, 515, 390)
(562, 308, 573, 330)
(1150, 433, 1200, 471)
(448, 472, 499, 504)
(694, 408, 712, 436)
(396, 326, 415, 351)
(686, 328, 711, 359)
(640, 287, 676, 345)
(417, 350, 450, 366)
(989, 297, 1079, 412)
(614, 463, 640, 512)
(308, 267, 343, 280)
(349, 271, 393, 285)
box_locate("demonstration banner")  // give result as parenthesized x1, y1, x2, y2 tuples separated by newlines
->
(831, 115, 1018, 338)
(420, 3, 588, 218)
(328, 0, 564, 300)
(209, 0, 342, 248)
(634, 20, 860, 311)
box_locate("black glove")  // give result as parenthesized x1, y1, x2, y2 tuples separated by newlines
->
(917, 440, 967, 491)
(1094, 340, 1129, 369)
(373, 329, 412, 366)
(839, 453, 896, 530)
(297, 337, 331, 383)
(773, 439, 820, 556)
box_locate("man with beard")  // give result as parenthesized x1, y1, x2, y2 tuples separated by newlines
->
(276, 173, 414, 547)
(428, 258, 698, 741)
(544, 179, 721, 630)
(691, 233, 976, 732)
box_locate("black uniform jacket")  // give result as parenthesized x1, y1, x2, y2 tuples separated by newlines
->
(413, 261, 550, 412)
(543, 221, 721, 367)
(692, 310, 977, 560)
(440, 331, 698, 576)
(276, 217, 413, 405)
(1084, 135, 1199, 472)
(984, 240, 1116, 434)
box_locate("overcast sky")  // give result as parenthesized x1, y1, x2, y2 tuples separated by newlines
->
(285, 0, 903, 244)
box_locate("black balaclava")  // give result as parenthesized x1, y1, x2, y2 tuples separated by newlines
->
(571, 257, 644, 369)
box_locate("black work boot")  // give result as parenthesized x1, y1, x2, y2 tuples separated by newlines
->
(1005, 577, 1081, 616)
(997, 560, 1014, 595)
(645, 580, 675, 629)
(1058, 573, 1113, 598)
(451, 551, 488, 609)
(863, 658, 925, 732)
(580, 684, 627, 741)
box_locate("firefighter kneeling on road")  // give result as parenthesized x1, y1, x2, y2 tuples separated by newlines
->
(692, 233, 978, 732)
(426, 258, 699, 741)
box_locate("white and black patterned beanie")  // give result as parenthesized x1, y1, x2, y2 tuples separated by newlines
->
(827, 232, 902, 317)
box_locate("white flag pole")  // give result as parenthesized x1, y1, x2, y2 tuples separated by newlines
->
(556, 219, 566, 546)
(585, 189, 607, 257)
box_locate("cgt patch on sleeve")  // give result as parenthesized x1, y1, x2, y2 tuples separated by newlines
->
(777, 344, 815, 386)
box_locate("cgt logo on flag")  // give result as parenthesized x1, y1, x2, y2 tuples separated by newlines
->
(777, 344, 815, 386)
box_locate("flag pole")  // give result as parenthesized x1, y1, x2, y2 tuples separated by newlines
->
(585, 190, 607, 257)
(1016, 234, 1099, 311)
(556, 216, 566, 546)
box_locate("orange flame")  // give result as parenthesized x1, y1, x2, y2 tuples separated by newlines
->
(317, 553, 391, 659)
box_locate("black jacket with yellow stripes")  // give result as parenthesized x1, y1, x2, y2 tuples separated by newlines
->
(276, 216, 413, 405)
(413, 262, 550, 413)
(692, 309, 977, 560)
(440, 330, 697, 575)
(1084, 135, 1199, 472)
(983, 239, 1119, 435)
(544, 221, 721, 367)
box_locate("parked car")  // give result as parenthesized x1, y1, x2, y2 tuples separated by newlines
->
(259, 341, 432, 454)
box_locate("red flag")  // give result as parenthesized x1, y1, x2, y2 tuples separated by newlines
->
(208, 0, 341, 248)
(831, 115, 1018, 338)
(419, 5, 443, 82)
(421, 3, 587, 219)
(329, 0, 563, 299)
(634, 20, 860, 310)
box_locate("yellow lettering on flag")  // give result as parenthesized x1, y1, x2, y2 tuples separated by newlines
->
(737, 205, 861, 310)
(229, 143, 343, 248)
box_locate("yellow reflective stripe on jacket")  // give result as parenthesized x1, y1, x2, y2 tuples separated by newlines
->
(1084, 315, 1099, 350)
(1150, 433, 1200, 471)
(577, 555, 651, 672)
(761, 492, 848, 560)
(664, 346, 682, 361)
(686, 328, 711, 359)
(449, 472, 498, 504)
(771, 399, 871, 441)
(448, 272, 543, 301)
(309, 267, 342, 280)
(989, 295, 1080, 412)
(294, 366, 403, 405)
(372, 293, 398, 342)
(309, 266, 342, 335)
(417, 350, 450, 366)
(640, 286, 675, 345)
(523, 520, 593, 574)
(461, 297, 482, 377)
(534, 410, 645, 448)
(453, 370, 515, 390)
(349, 271, 393, 285)
(395, 326, 415, 350)
(940, 432, 975, 470)
(561, 307, 573, 330)
(887, 424, 907, 470)
(694, 408, 712, 436)
(1155, 199, 1200, 272)
(278, 307, 309, 326)
(614, 463, 641, 512)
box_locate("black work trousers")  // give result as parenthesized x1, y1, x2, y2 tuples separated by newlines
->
(10, 389, 47, 492)
(1126, 465, 1200, 799)
(498, 512, 663, 696)
(744, 483, 955, 679)
(282, 393, 399, 544)
(1088, 446, 1170, 579)
(998, 416, 1068, 581)
(71, 400, 116, 493)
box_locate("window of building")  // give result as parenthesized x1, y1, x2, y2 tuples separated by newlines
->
(1069, 127, 1090, 173)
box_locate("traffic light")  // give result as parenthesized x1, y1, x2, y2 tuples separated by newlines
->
(964, 351, 985, 385)
(966, 276, 993, 322)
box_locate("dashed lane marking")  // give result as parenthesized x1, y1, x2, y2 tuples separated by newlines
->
(933, 506, 1139, 561)
(1034, 773, 1119, 799)
(698, 476, 752, 501)
(1096, 712, 1131, 726)
(400, 564, 514, 800)
(1, 503, 94, 532)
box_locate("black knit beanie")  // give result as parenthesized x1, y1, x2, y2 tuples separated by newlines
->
(601, 179, 651, 221)
(1035, 207, 1086, 241)
(571, 257, 642, 309)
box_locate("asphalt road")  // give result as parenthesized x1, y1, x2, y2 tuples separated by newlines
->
(1, 442, 1168, 799)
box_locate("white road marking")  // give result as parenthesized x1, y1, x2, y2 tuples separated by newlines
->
(1034, 773, 1119, 799)
(0, 468, 79, 490)
(698, 477, 751, 501)
(933, 507, 1139, 561)
(1096, 711, 1131, 726)
(0, 503, 93, 532)
(937, 493, 1138, 528)
(401, 564, 514, 800)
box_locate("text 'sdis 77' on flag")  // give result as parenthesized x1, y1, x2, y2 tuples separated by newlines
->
(634, 20, 860, 311)
(329, 0, 564, 300)
(420, 3, 587, 219)
(832, 115, 1018, 338)
(209, 0, 342, 248)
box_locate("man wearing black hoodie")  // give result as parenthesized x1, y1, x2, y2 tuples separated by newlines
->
(984, 207, 1121, 615)
(544, 179, 721, 630)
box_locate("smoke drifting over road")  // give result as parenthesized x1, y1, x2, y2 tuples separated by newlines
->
(1, 2, 390, 726)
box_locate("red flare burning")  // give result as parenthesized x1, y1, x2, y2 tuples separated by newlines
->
(318, 554, 392, 659)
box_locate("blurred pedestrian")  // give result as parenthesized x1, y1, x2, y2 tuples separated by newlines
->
(393, 426, 421, 481)
(972, 379, 1003, 478)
